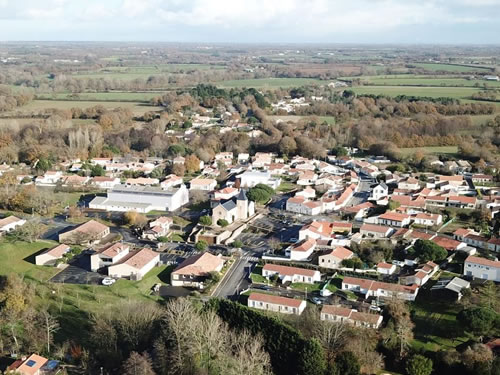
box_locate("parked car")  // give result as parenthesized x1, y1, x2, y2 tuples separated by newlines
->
(102, 277, 116, 286)
(254, 285, 272, 291)
(309, 296, 323, 305)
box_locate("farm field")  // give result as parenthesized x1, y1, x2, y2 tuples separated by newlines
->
(399, 146, 459, 156)
(412, 62, 493, 72)
(36, 91, 162, 102)
(217, 78, 324, 88)
(357, 75, 500, 88)
(351, 85, 481, 100)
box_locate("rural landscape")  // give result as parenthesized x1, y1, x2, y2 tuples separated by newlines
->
(0, 2, 500, 375)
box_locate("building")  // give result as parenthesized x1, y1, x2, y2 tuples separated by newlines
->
(125, 177, 160, 186)
(360, 224, 394, 239)
(89, 184, 189, 213)
(377, 212, 411, 227)
(237, 170, 281, 189)
(0, 215, 26, 234)
(377, 262, 396, 275)
(286, 196, 322, 216)
(211, 190, 255, 225)
(91, 176, 121, 189)
(262, 263, 321, 284)
(13, 354, 49, 375)
(190, 177, 217, 191)
(463, 256, 500, 282)
(398, 177, 420, 191)
(319, 247, 354, 269)
(212, 187, 239, 201)
(142, 216, 173, 240)
(161, 174, 183, 189)
(286, 238, 317, 261)
(371, 183, 388, 201)
(58, 220, 110, 245)
(108, 247, 160, 280)
(171, 252, 225, 289)
(299, 221, 336, 241)
(321, 305, 383, 329)
(248, 292, 306, 315)
(342, 276, 419, 301)
(90, 242, 131, 271)
(414, 213, 442, 226)
(35, 244, 71, 266)
(35, 171, 63, 185)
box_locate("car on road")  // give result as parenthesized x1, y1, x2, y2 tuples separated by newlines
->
(102, 277, 116, 286)
(253, 284, 272, 291)
(369, 305, 382, 312)
(309, 296, 323, 305)
(289, 237, 298, 242)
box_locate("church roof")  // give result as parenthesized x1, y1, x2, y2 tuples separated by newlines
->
(237, 189, 248, 201)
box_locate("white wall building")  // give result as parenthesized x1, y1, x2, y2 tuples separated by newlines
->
(463, 256, 500, 282)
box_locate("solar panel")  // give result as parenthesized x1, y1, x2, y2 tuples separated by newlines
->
(26, 360, 37, 367)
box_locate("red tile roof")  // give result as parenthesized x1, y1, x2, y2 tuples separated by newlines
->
(263, 263, 318, 277)
(248, 292, 304, 308)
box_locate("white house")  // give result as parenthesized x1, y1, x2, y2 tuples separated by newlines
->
(342, 276, 419, 301)
(376, 262, 396, 275)
(377, 212, 411, 227)
(360, 224, 394, 239)
(190, 178, 217, 191)
(142, 216, 173, 240)
(285, 238, 317, 261)
(262, 263, 321, 284)
(321, 305, 383, 329)
(318, 247, 353, 269)
(371, 183, 388, 201)
(35, 244, 71, 266)
(171, 252, 225, 289)
(160, 174, 183, 189)
(463, 256, 500, 282)
(237, 170, 281, 189)
(91, 176, 121, 189)
(0, 216, 26, 234)
(248, 292, 306, 315)
(35, 171, 63, 186)
(413, 213, 442, 227)
(108, 247, 160, 280)
(90, 242, 131, 271)
(299, 221, 336, 241)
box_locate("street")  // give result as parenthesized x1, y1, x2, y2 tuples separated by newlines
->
(212, 251, 257, 298)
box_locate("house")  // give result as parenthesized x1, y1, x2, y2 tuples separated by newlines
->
(321, 305, 383, 329)
(433, 236, 466, 251)
(360, 224, 394, 239)
(343, 202, 374, 221)
(248, 292, 306, 315)
(331, 222, 353, 234)
(212, 187, 239, 201)
(299, 221, 336, 241)
(252, 152, 273, 167)
(141, 216, 173, 240)
(319, 247, 353, 269)
(108, 247, 160, 280)
(237, 170, 281, 189)
(35, 171, 63, 185)
(430, 277, 470, 301)
(171, 252, 225, 289)
(125, 177, 160, 186)
(413, 213, 442, 227)
(472, 174, 493, 184)
(173, 156, 185, 165)
(297, 170, 318, 186)
(295, 186, 316, 199)
(377, 262, 396, 275)
(447, 195, 477, 209)
(286, 238, 317, 261)
(58, 220, 110, 245)
(35, 244, 71, 266)
(262, 263, 321, 284)
(371, 183, 388, 201)
(215, 152, 233, 165)
(377, 212, 411, 227)
(161, 174, 183, 189)
(401, 270, 431, 286)
(342, 276, 419, 301)
(398, 177, 420, 191)
(190, 178, 217, 191)
(0, 216, 26, 234)
(90, 242, 131, 271)
(63, 175, 90, 186)
(89, 184, 189, 213)
(91, 176, 121, 189)
(286, 196, 322, 216)
(211, 190, 255, 225)
(463, 256, 500, 282)
(14, 354, 49, 375)
(238, 153, 250, 163)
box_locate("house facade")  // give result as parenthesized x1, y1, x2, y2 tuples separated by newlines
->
(321, 305, 383, 329)
(248, 292, 306, 315)
(463, 256, 500, 282)
(262, 263, 321, 284)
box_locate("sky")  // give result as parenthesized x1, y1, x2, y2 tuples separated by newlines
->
(0, 0, 499, 44)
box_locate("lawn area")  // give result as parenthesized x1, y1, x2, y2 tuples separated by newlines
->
(290, 282, 321, 292)
(250, 266, 268, 284)
(358, 75, 500, 88)
(410, 296, 468, 352)
(398, 146, 458, 156)
(276, 181, 297, 193)
(0, 238, 171, 343)
(351, 85, 482, 100)
(7, 100, 159, 115)
(412, 63, 492, 73)
(36, 91, 162, 103)
(218, 78, 323, 88)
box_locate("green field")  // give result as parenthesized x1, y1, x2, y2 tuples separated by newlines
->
(357, 75, 500, 88)
(413, 63, 492, 73)
(36, 91, 162, 102)
(10, 99, 160, 114)
(0, 238, 170, 341)
(351, 85, 481, 100)
(218, 78, 324, 88)
(399, 146, 458, 156)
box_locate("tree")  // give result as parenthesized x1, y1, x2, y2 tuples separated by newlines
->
(199, 215, 212, 228)
(334, 351, 360, 375)
(185, 154, 201, 173)
(412, 239, 447, 262)
(405, 354, 433, 375)
(40, 310, 59, 354)
(458, 307, 498, 337)
(332, 146, 348, 156)
(9, 220, 47, 243)
(314, 321, 348, 364)
(122, 211, 148, 228)
(217, 219, 229, 227)
(122, 351, 156, 375)
(278, 136, 297, 156)
(195, 240, 208, 252)
(247, 184, 274, 204)
(297, 338, 327, 375)
(232, 240, 243, 248)
(90, 164, 105, 177)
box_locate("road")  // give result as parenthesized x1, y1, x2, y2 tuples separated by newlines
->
(345, 178, 372, 207)
(212, 250, 257, 298)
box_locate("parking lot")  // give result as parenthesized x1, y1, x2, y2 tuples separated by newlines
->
(50, 265, 105, 285)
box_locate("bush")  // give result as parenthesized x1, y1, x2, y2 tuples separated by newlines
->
(247, 184, 274, 204)
(412, 239, 447, 262)
(232, 240, 243, 248)
(195, 240, 208, 252)
(199, 215, 212, 227)
(406, 354, 433, 375)
(217, 219, 229, 227)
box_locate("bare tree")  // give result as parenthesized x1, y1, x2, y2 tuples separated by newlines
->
(122, 351, 156, 375)
(314, 321, 348, 363)
(40, 310, 60, 354)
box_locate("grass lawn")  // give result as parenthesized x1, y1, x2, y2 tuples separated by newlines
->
(412, 63, 492, 73)
(410, 296, 468, 352)
(217, 78, 323, 88)
(398, 146, 458, 156)
(36, 91, 161, 103)
(250, 266, 268, 284)
(351, 86, 482, 100)
(357, 75, 500, 88)
(276, 181, 297, 193)
(8, 100, 159, 115)
(0, 238, 171, 343)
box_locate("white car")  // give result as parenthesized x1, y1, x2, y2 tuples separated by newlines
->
(102, 277, 116, 286)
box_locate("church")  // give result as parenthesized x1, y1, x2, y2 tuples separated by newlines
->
(211, 189, 255, 225)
